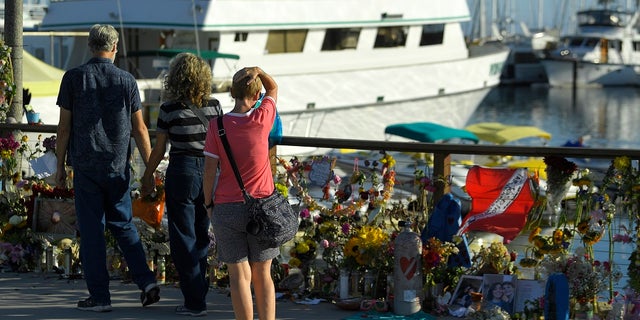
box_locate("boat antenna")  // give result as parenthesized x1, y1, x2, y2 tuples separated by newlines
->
(115, 0, 128, 64)
(191, 0, 201, 57)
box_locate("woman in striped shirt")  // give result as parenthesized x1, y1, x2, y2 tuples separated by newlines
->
(142, 52, 222, 317)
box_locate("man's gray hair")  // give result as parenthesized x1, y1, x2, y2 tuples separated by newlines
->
(88, 24, 119, 53)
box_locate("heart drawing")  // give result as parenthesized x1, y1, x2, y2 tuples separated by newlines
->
(400, 256, 417, 280)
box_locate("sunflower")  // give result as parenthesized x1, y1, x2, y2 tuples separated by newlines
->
(343, 237, 360, 258)
(528, 227, 542, 242)
(577, 220, 590, 234)
(532, 236, 546, 249)
(552, 229, 564, 245)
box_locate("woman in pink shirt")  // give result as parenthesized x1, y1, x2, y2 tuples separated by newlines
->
(203, 67, 278, 320)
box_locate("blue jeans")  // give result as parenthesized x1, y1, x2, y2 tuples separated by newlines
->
(165, 155, 210, 311)
(74, 168, 156, 305)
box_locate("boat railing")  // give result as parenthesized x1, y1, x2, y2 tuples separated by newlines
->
(3, 123, 640, 203)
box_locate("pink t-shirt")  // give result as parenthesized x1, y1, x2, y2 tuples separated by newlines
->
(203, 96, 276, 203)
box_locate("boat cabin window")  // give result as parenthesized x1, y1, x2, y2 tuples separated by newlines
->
(265, 30, 307, 54)
(374, 26, 407, 48)
(419, 24, 444, 46)
(567, 37, 584, 47)
(633, 41, 640, 51)
(321, 28, 360, 51)
(577, 10, 631, 27)
(234, 32, 248, 42)
(584, 38, 599, 48)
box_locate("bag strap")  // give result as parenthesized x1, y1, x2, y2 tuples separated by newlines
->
(216, 116, 252, 202)
(184, 102, 211, 127)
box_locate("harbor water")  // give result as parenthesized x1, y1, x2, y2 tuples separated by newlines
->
(470, 85, 640, 150)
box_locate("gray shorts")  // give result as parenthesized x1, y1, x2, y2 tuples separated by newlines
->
(211, 202, 280, 263)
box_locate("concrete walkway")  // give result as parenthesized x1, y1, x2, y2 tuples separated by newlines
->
(0, 272, 359, 320)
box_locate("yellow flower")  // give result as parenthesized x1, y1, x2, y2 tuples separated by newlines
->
(380, 153, 396, 168)
(295, 242, 310, 254)
(614, 156, 631, 171)
(318, 221, 337, 234)
(533, 236, 546, 249)
(577, 220, 590, 234)
(553, 229, 564, 245)
(529, 227, 542, 242)
(20, 135, 28, 143)
(344, 237, 361, 258)
(288, 257, 302, 268)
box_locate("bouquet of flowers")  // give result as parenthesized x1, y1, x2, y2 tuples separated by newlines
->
(0, 134, 21, 181)
(42, 135, 56, 153)
(467, 301, 511, 320)
(544, 156, 578, 189)
(342, 225, 391, 272)
(472, 241, 517, 275)
(287, 236, 318, 269)
(543, 156, 577, 218)
(421, 236, 459, 285)
(539, 248, 621, 304)
(526, 227, 572, 261)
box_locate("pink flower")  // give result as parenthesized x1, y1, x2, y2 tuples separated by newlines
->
(299, 208, 310, 219)
(341, 223, 351, 235)
(321, 239, 329, 248)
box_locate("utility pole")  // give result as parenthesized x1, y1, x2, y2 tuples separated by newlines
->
(4, 0, 23, 122)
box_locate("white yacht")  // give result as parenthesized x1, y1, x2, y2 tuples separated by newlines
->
(38, 0, 509, 118)
(541, 8, 640, 87)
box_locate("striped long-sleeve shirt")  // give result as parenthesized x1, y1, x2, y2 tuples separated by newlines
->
(156, 99, 223, 157)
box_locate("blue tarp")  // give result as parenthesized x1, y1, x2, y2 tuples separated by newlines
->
(384, 122, 479, 143)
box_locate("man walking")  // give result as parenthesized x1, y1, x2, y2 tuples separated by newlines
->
(55, 24, 159, 312)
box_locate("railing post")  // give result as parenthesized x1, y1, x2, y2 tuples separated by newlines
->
(270, 145, 277, 176)
(433, 152, 451, 204)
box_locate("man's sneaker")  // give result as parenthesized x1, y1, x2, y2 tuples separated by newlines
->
(141, 283, 160, 307)
(77, 297, 112, 312)
(175, 305, 207, 317)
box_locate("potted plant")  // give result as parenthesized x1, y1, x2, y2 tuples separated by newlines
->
(23, 89, 40, 125)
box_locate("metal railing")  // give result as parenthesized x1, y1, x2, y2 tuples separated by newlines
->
(4, 123, 640, 201)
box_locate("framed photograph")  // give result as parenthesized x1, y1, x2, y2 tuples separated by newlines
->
(514, 279, 546, 313)
(32, 197, 77, 241)
(449, 275, 483, 308)
(482, 274, 517, 315)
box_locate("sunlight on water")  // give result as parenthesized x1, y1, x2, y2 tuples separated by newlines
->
(470, 86, 640, 149)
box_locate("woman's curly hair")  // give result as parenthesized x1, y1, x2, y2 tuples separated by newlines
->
(163, 52, 212, 106)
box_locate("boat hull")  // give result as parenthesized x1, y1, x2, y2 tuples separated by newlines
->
(541, 59, 640, 87)
(208, 45, 508, 113)
(277, 88, 492, 141)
